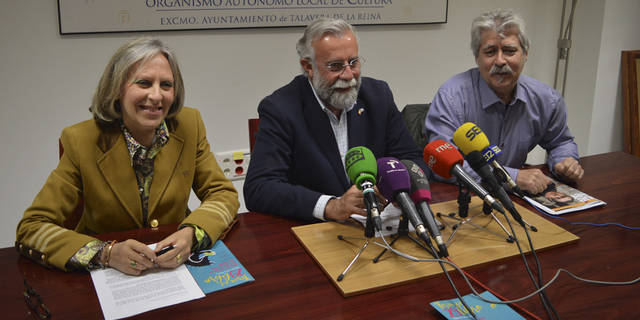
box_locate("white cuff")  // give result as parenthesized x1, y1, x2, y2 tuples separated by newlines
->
(312, 195, 335, 221)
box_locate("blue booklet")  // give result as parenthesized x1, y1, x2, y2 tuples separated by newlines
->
(430, 291, 525, 320)
(185, 240, 254, 294)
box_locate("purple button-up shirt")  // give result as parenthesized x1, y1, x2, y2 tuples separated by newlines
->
(425, 68, 578, 183)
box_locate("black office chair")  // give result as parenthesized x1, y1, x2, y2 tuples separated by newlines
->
(401, 103, 431, 150)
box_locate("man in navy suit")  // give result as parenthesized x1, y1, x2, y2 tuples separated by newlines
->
(244, 18, 426, 222)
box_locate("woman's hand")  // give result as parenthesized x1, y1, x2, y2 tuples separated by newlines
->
(153, 227, 194, 269)
(104, 239, 157, 276)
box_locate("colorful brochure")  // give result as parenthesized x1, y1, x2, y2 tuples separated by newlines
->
(185, 240, 254, 294)
(430, 291, 525, 320)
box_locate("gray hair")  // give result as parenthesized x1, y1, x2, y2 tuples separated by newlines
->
(470, 9, 530, 58)
(296, 18, 357, 75)
(90, 37, 185, 124)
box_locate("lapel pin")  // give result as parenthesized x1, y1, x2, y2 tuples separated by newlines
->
(357, 108, 364, 115)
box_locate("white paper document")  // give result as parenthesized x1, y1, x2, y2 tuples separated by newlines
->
(90, 247, 204, 319)
(350, 205, 416, 236)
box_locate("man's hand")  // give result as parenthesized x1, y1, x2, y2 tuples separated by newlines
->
(516, 168, 553, 194)
(324, 185, 365, 221)
(554, 157, 584, 182)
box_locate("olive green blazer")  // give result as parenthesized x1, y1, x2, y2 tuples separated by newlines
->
(16, 107, 239, 270)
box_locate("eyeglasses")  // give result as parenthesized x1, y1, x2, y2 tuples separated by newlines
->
(23, 280, 51, 319)
(325, 57, 363, 73)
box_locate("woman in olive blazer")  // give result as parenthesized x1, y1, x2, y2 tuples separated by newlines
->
(16, 38, 238, 274)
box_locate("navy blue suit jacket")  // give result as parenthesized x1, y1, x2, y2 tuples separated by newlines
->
(244, 75, 427, 222)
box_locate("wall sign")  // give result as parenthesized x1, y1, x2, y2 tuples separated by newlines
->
(58, 0, 447, 34)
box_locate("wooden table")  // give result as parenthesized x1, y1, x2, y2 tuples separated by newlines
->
(3, 151, 640, 319)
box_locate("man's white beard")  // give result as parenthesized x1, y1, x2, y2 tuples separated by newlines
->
(312, 71, 361, 110)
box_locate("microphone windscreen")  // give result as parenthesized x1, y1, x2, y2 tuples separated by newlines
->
(376, 157, 410, 200)
(453, 122, 490, 155)
(465, 149, 487, 171)
(345, 146, 377, 188)
(482, 144, 502, 163)
(423, 140, 464, 179)
(410, 189, 432, 205)
(400, 160, 432, 203)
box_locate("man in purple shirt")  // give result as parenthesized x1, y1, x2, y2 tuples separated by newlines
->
(425, 9, 583, 194)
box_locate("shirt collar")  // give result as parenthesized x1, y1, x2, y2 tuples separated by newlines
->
(307, 78, 355, 116)
(121, 120, 170, 164)
(478, 71, 526, 110)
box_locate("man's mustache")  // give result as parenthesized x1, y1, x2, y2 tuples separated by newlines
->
(490, 64, 514, 75)
(332, 78, 357, 89)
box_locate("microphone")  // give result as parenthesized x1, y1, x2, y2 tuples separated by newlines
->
(465, 150, 525, 227)
(376, 157, 435, 252)
(452, 122, 490, 155)
(483, 144, 525, 197)
(423, 140, 505, 214)
(453, 122, 523, 196)
(345, 146, 382, 231)
(400, 159, 448, 257)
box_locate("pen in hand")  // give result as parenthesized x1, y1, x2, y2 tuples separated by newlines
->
(156, 245, 175, 257)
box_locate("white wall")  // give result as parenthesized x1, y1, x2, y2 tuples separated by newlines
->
(587, 0, 640, 155)
(1, 0, 630, 248)
(562, 0, 606, 158)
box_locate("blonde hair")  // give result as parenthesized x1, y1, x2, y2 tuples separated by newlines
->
(90, 37, 184, 124)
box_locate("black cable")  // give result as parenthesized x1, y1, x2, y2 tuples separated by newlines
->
(388, 235, 479, 320)
(523, 226, 561, 320)
(425, 234, 478, 319)
(486, 167, 558, 318)
(375, 240, 640, 303)
(437, 257, 479, 320)
(375, 234, 640, 311)
(500, 210, 559, 319)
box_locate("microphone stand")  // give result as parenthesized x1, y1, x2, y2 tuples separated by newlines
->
(336, 191, 377, 282)
(372, 208, 436, 263)
(482, 202, 516, 242)
(458, 186, 470, 218)
(437, 184, 515, 244)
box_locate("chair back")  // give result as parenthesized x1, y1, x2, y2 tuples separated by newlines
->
(248, 118, 260, 152)
(401, 103, 431, 150)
